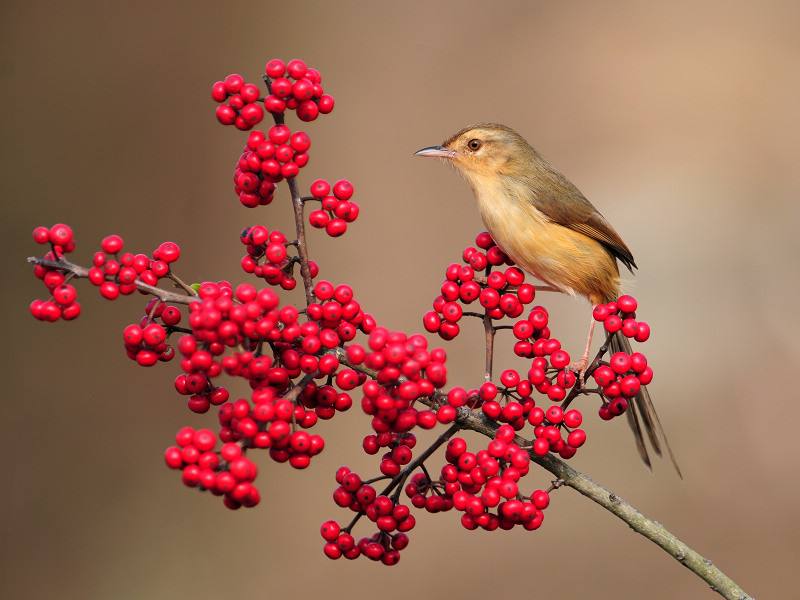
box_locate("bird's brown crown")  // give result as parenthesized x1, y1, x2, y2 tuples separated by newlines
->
(442, 123, 537, 176)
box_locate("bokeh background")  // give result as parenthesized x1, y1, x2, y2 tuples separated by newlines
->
(2, 1, 799, 598)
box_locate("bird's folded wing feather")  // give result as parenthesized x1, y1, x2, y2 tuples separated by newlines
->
(521, 171, 637, 271)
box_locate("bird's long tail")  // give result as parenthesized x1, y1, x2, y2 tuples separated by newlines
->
(610, 331, 682, 477)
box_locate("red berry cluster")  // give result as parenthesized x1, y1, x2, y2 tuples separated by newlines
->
(27, 57, 662, 565)
(306, 280, 376, 349)
(164, 427, 262, 510)
(123, 306, 177, 367)
(30, 228, 182, 320)
(447, 376, 587, 461)
(29, 284, 80, 322)
(424, 232, 536, 339)
(32, 223, 75, 254)
(404, 472, 454, 513)
(318, 330, 460, 561)
(234, 125, 312, 207)
(324, 466, 413, 564)
(30, 224, 81, 321)
(346, 328, 449, 432)
(591, 295, 654, 420)
(593, 294, 651, 342)
(264, 58, 334, 121)
(528, 402, 586, 457)
(593, 351, 653, 420)
(163, 280, 375, 502)
(307, 179, 359, 237)
(171, 279, 375, 473)
(212, 74, 264, 130)
(509, 306, 580, 402)
(440, 426, 550, 531)
(240, 225, 300, 290)
(173, 281, 283, 413)
(87, 236, 179, 300)
(217, 392, 325, 470)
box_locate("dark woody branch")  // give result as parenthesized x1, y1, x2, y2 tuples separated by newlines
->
(331, 347, 751, 600)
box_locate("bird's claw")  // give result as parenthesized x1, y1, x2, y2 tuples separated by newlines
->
(569, 358, 589, 388)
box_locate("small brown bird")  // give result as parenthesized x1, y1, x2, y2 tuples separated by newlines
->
(416, 123, 680, 474)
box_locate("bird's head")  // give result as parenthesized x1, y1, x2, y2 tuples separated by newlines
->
(414, 123, 534, 179)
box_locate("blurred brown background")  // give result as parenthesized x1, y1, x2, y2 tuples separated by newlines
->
(2, 1, 799, 598)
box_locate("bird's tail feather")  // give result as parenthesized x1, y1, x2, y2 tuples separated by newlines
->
(610, 331, 682, 478)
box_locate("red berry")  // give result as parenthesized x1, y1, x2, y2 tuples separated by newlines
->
(264, 95, 285, 113)
(223, 74, 244, 93)
(286, 59, 307, 79)
(318, 95, 335, 114)
(564, 409, 583, 428)
(604, 315, 622, 333)
(155, 241, 180, 263)
(593, 365, 615, 387)
(101, 234, 124, 254)
(290, 131, 311, 153)
(320, 520, 340, 542)
(292, 79, 314, 101)
(617, 295, 638, 313)
(269, 124, 291, 145)
(53, 284, 77, 306)
(216, 104, 236, 125)
(99, 281, 119, 300)
(32, 226, 50, 244)
(325, 219, 347, 237)
(610, 352, 631, 374)
(635, 322, 651, 342)
(550, 349, 570, 369)
(265, 59, 286, 78)
(619, 375, 641, 397)
(240, 83, 260, 104)
(297, 100, 319, 122)
(332, 180, 354, 201)
(567, 429, 587, 448)
(49, 224, 73, 246)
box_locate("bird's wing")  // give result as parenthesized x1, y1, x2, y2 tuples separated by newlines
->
(522, 171, 637, 271)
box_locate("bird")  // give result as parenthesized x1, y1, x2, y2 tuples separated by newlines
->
(415, 123, 680, 475)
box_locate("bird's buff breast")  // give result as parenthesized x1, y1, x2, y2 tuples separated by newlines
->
(469, 175, 619, 303)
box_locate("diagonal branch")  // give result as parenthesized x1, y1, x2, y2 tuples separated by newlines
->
(331, 347, 752, 600)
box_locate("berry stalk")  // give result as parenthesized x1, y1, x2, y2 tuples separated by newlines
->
(27, 256, 199, 305)
(263, 73, 315, 306)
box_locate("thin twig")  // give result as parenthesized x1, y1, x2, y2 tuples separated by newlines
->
(283, 372, 317, 403)
(167, 271, 198, 296)
(561, 334, 612, 410)
(264, 75, 314, 306)
(483, 314, 495, 381)
(27, 257, 200, 305)
(343, 423, 461, 533)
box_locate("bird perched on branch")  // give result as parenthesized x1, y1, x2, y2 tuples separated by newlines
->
(415, 123, 680, 475)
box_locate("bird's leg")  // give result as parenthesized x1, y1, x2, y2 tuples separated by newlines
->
(571, 312, 597, 387)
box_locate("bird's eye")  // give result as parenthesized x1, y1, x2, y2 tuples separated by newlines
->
(467, 139, 482, 151)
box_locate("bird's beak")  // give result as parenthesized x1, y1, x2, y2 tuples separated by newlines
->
(414, 145, 456, 159)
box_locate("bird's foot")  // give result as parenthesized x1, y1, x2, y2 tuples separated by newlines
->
(569, 357, 589, 388)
